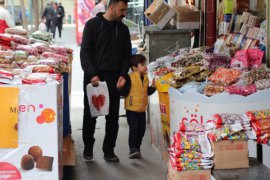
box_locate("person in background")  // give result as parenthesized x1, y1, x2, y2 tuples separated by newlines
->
(58, 2, 65, 30)
(117, 54, 156, 159)
(51, 3, 64, 40)
(0, 0, 15, 33)
(91, 0, 108, 17)
(42, 1, 54, 32)
(80, 0, 131, 163)
(38, 18, 47, 32)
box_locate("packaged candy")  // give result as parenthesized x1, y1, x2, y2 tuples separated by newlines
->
(35, 59, 61, 68)
(213, 113, 248, 126)
(173, 65, 204, 81)
(246, 110, 270, 121)
(257, 133, 270, 144)
(11, 35, 29, 45)
(24, 65, 56, 74)
(213, 39, 230, 57)
(0, 68, 14, 79)
(230, 50, 249, 70)
(31, 42, 49, 54)
(22, 73, 48, 85)
(204, 83, 225, 96)
(204, 53, 231, 71)
(153, 67, 175, 77)
(244, 68, 270, 85)
(16, 45, 38, 56)
(5, 28, 28, 36)
(255, 79, 270, 90)
(208, 125, 247, 141)
(208, 68, 241, 85)
(251, 119, 270, 131)
(49, 45, 67, 56)
(255, 129, 270, 136)
(31, 31, 52, 42)
(248, 49, 264, 68)
(14, 50, 29, 60)
(42, 52, 67, 64)
(179, 81, 207, 94)
(188, 69, 212, 82)
(226, 84, 257, 96)
(0, 50, 14, 59)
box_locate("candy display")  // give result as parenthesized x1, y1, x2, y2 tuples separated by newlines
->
(169, 123, 213, 171)
(246, 110, 270, 121)
(205, 53, 231, 71)
(178, 81, 207, 94)
(248, 49, 264, 68)
(42, 52, 67, 64)
(208, 125, 248, 141)
(31, 31, 52, 43)
(16, 45, 39, 56)
(255, 79, 270, 90)
(230, 50, 249, 70)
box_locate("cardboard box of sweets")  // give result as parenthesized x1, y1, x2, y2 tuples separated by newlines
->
(167, 164, 211, 180)
(211, 140, 249, 170)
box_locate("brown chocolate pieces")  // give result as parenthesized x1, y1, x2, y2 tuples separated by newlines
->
(28, 146, 43, 161)
(36, 156, 54, 171)
(21, 154, 35, 170)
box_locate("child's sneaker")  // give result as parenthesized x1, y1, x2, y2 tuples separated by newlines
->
(129, 151, 140, 159)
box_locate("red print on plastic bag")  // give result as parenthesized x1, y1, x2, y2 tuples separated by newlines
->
(92, 94, 106, 111)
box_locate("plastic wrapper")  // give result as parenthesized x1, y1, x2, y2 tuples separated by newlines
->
(86, 81, 110, 117)
(31, 31, 52, 42)
(213, 39, 230, 57)
(49, 45, 67, 56)
(31, 42, 49, 54)
(173, 66, 204, 81)
(5, 28, 28, 36)
(0, 75, 22, 85)
(16, 45, 38, 56)
(27, 55, 39, 62)
(226, 84, 257, 96)
(178, 81, 207, 94)
(0, 50, 14, 58)
(42, 52, 67, 64)
(248, 48, 264, 68)
(230, 50, 249, 70)
(11, 35, 29, 45)
(171, 53, 204, 68)
(208, 124, 247, 141)
(257, 133, 270, 144)
(22, 73, 49, 85)
(179, 123, 207, 133)
(204, 83, 225, 96)
(0, 63, 14, 70)
(204, 53, 231, 71)
(0, 57, 13, 64)
(35, 59, 61, 68)
(188, 69, 212, 82)
(0, 68, 14, 79)
(14, 50, 29, 61)
(244, 68, 270, 85)
(208, 68, 241, 85)
(251, 119, 270, 132)
(246, 110, 270, 122)
(255, 79, 270, 90)
(29, 37, 50, 45)
(24, 65, 57, 74)
(213, 114, 248, 126)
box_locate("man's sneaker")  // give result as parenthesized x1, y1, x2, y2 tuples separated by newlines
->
(129, 151, 140, 159)
(104, 153, 120, 162)
(137, 151, 142, 158)
(83, 150, 93, 161)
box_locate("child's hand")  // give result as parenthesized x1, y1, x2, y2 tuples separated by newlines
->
(151, 79, 156, 88)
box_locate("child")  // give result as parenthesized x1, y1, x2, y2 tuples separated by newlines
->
(117, 54, 156, 159)
(38, 18, 47, 32)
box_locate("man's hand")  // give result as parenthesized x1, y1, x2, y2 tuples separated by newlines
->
(117, 76, 126, 89)
(151, 78, 156, 88)
(91, 76, 99, 86)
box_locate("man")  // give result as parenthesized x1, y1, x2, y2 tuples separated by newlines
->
(80, 0, 131, 162)
(0, 0, 15, 33)
(51, 3, 63, 40)
(42, 1, 54, 32)
(58, 2, 65, 30)
(92, 0, 107, 17)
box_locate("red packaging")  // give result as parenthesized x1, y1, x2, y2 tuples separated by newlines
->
(251, 119, 270, 131)
(208, 68, 241, 86)
(246, 110, 270, 121)
(226, 84, 257, 96)
(248, 49, 264, 68)
(257, 133, 270, 144)
(0, 68, 14, 79)
(16, 45, 38, 56)
(42, 52, 67, 63)
(230, 50, 249, 70)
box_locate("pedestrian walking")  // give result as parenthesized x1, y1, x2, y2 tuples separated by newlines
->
(0, 0, 15, 33)
(58, 2, 65, 30)
(117, 54, 156, 159)
(51, 3, 63, 40)
(42, 1, 54, 32)
(80, 0, 131, 162)
(91, 0, 107, 17)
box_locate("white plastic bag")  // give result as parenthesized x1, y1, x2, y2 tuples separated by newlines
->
(87, 81, 110, 117)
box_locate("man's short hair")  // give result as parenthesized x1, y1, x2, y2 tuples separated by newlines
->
(108, 0, 128, 6)
(129, 54, 146, 69)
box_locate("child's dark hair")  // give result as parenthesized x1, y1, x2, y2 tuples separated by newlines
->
(109, 0, 128, 6)
(129, 54, 146, 69)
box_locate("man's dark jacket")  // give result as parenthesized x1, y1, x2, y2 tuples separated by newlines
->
(80, 13, 132, 80)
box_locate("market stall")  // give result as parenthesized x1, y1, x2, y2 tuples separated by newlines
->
(0, 28, 74, 179)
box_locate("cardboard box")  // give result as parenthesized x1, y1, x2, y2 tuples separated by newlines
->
(173, 6, 200, 29)
(145, 0, 176, 29)
(211, 140, 249, 170)
(167, 164, 211, 180)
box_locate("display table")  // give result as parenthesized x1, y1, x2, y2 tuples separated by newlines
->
(144, 26, 192, 63)
(0, 83, 63, 180)
(213, 158, 270, 180)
